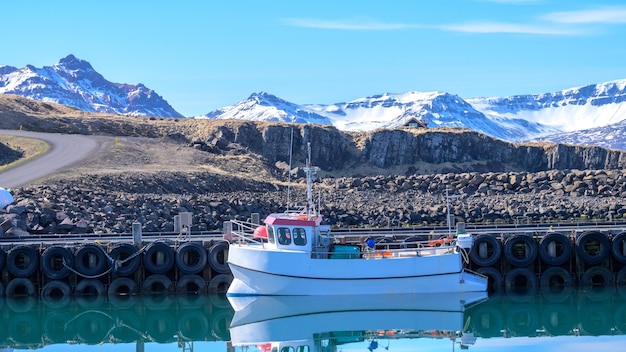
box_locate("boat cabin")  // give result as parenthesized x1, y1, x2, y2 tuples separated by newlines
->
(254, 213, 333, 257)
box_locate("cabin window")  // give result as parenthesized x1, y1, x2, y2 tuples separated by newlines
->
(267, 226, 275, 244)
(277, 227, 291, 245)
(296, 347, 310, 352)
(280, 347, 295, 352)
(293, 228, 307, 246)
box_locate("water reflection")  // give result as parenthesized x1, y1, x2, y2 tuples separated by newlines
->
(469, 287, 626, 339)
(0, 288, 626, 351)
(0, 293, 233, 349)
(227, 292, 487, 352)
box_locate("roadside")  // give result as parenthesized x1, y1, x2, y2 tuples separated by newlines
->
(0, 130, 106, 188)
(0, 134, 49, 173)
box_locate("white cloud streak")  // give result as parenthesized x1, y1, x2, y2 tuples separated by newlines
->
(439, 22, 584, 35)
(283, 5, 626, 36)
(542, 7, 626, 24)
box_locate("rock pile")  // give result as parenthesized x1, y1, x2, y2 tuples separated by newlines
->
(2, 168, 625, 236)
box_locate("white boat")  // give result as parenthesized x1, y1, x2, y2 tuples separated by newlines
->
(228, 293, 485, 351)
(225, 143, 488, 296)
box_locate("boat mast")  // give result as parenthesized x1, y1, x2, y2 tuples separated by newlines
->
(286, 128, 294, 212)
(446, 188, 459, 236)
(304, 142, 320, 219)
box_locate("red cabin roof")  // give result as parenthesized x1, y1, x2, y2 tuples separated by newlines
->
(264, 213, 323, 227)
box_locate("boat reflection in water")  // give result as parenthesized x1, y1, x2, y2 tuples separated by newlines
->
(227, 292, 488, 352)
(228, 288, 626, 352)
(2, 288, 626, 351)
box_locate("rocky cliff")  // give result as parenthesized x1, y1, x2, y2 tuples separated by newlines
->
(188, 121, 626, 174)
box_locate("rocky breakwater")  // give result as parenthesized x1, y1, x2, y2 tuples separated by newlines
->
(328, 168, 626, 227)
(1, 168, 626, 236)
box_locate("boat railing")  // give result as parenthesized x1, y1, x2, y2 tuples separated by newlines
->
(283, 206, 307, 215)
(227, 219, 266, 247)
(347, 238, 458, 259)
(373, 238, 457, 251)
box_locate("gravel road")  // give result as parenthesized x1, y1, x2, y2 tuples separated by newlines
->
(0, 130, 109, 188)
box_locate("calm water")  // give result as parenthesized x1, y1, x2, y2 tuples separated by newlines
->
(1, 288, 626, 352)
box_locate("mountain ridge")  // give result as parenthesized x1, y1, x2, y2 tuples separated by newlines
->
(0, 54, 183, 118)
(3, 55, 626, 149)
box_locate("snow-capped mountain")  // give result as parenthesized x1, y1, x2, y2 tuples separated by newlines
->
(307, 91, 559, 140)
(467, 80, 626, 132)
(0, 55, 182, 117)
(201, 80, 626, 146)
(534, 118, 626, 150)
(202, 92, 332, 124)
(200, 91, 559, 141)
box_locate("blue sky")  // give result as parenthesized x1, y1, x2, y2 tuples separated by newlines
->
(2, 0, 626, 117)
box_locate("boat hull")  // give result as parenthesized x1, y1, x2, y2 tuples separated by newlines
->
(227, 244, 487, 295)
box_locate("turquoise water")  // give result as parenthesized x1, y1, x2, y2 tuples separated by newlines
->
(1, 288, 626, 352)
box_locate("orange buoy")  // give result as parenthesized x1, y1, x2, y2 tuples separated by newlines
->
(253, 226, 268, 238)
(429, 235, 452, 247)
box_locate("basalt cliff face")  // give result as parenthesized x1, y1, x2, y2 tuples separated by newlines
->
(189, 121, 626, 174)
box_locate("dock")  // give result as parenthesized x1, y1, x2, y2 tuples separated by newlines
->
(2, 217, 626, 297)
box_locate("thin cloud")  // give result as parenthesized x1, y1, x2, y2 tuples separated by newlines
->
(542, 7, 626, 24)
(282, 18, 420, 30)
(439, 22, 584, 35)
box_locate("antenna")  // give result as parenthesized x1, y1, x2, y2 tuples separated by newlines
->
(286, 128, 294, 212)
(446, 188, 460, 237)
(304, 142, 320, 218)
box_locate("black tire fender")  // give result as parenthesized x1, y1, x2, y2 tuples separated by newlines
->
(469, 234, 502, 267)
(576, 231, 610, 265)
(0, 247, 5, 272)
(5, 277, 36, 297)
(143, 241, 175, 274)
(176, 274, 207, 294)
(176, 242, 207, 275)
(41, 246, 74, 280)
(539, 232, 572, 266)
(142, 274, 174, 295)
(503, 234, 537, 267)
(109, 243, 141, 276)
(7, 245, 39, 278)
(41, 280, 72, 309)
(74, 279, 106, 297)
(208, 241, 230, 274)
(580, 266, 614, 287)
(41, 279, 72, 297)
(476, 266, 503, 293)
(74, 244, 109, 277)
(612, 232, 626, 264)
(207, 273, 232, 294)
(108, 277, 138, 296)
(504, 267, 537, 291)
(539, 266, 573, 288)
